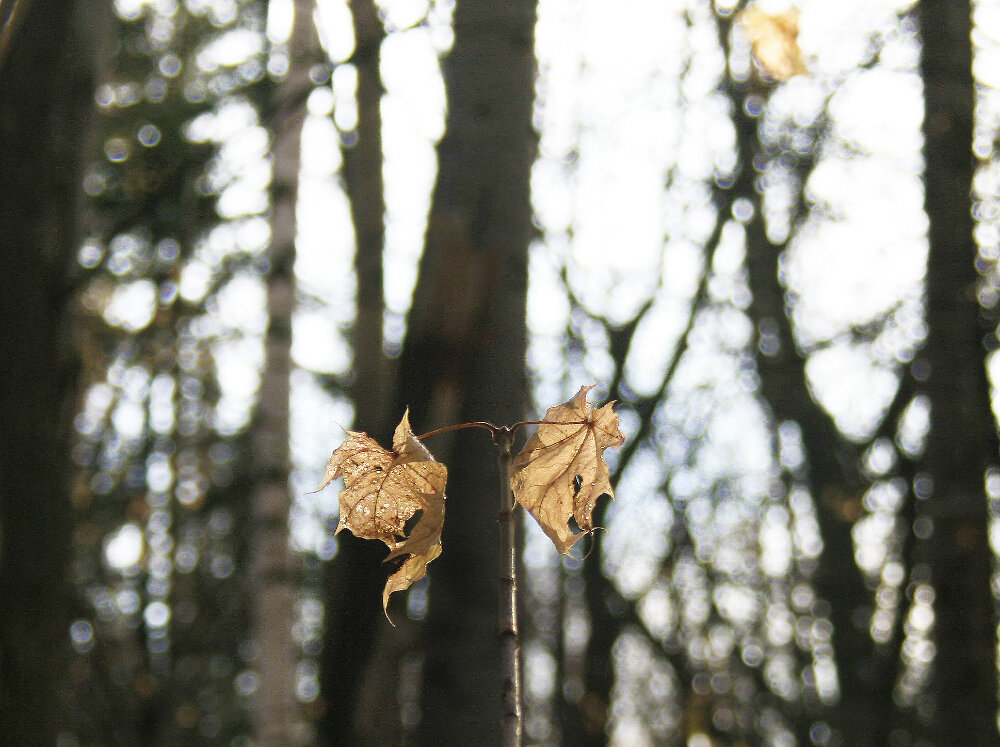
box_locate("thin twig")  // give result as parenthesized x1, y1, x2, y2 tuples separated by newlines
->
(416, 421, 500, 440)
(495, 426, 523, 746)
(417, 419, 587, 442)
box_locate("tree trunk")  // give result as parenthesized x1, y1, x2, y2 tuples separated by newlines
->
(404, 1, 538, 742)
(0, 0, 93, 741)
(723, 89, 876, 747)
(343, 0, 389, 444)
(719, 13, 886, 740)
(250, 3, 321, 743)
(916, 0, 998, 740)
(317, 2, 397, 743)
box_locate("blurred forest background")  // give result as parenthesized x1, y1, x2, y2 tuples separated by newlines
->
(2, 0, 1000, 744)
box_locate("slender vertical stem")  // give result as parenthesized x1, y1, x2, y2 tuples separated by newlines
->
(495, 426, 523, 746)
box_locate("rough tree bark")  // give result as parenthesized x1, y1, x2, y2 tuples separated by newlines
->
(249, 2, 321, 744)
(0, 0, 93, 742)
(915, 0, 998, 741)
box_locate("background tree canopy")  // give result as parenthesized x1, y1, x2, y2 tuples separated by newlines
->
(2, 0, 999, 744)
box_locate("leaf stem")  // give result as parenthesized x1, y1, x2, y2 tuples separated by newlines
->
(415, 421, 500, 440)
(494, 426, 522, 746)
(416, 419, 588, 443)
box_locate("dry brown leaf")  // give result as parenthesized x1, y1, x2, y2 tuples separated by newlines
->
(739, 8, 807, 81)
(317, 410, 447, 613)
(510, 385, 625, 554)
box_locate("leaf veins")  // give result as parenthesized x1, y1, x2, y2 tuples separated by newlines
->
(317, 410, 447, 613)
(509, 385, 625, 554)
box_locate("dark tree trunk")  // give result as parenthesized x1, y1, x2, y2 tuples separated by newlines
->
(740, 157, 879, 745)
(0, 1, 93, 741)
(716, 9, 923, 741)
(318, 0, 539, 737)
(318, 1, 396, 743)
(403, 1, 538, 742)
(916, 0, 998, 741)
(725, 57, 880, 747)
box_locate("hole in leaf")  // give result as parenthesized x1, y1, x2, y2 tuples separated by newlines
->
(386, 553, 408, 571)
(402, 509, 423, 537)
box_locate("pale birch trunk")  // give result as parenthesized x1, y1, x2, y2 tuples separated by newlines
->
(250, 2, 320, 743)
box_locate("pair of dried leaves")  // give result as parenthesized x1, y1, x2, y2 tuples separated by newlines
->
(317, 386, 625, 612)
